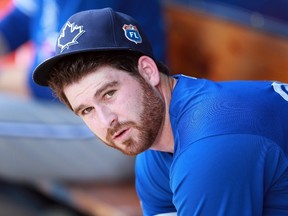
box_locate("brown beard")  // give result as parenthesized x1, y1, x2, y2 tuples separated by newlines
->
(105, 76, 165, 156)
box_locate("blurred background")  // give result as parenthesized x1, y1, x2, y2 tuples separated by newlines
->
(164, 0, 288, 82)
(2, 0, 288, 83)
(0, 0, 288, 216)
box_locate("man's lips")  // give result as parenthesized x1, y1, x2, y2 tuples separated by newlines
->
(112, 127, 130, 140)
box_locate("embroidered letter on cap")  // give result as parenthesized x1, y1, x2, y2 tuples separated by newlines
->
(57, 21, 85, 53)
(122, 24, 142, 44)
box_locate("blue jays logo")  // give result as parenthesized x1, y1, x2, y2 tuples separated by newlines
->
(122, 24, 142, 44)
(57, 21, 85, 53)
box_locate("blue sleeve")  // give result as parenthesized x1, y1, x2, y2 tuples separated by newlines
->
(171, 134, 288, 215)
(135, 150, 176, 216)
(0, 6, 31, 52)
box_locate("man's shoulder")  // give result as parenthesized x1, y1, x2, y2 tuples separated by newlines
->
(171, 78, 288, 154)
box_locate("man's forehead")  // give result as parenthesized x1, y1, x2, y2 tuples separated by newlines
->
(64, 67, 129, 102)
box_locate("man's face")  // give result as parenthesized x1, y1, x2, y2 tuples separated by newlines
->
(64, 65, 164, 156)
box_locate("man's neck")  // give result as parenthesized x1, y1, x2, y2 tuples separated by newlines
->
(150, 76, 177, 153)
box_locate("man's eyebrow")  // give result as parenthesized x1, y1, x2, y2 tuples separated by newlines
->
(73, 81, 119, 115)
(94, 81, 119, 98)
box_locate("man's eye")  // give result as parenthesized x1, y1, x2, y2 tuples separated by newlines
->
(104, 90, 116, 99)
(82, 107, 93, 115)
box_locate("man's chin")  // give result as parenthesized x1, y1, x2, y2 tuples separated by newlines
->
(120, 144, 150, 156)
(105, 137, 151, 156)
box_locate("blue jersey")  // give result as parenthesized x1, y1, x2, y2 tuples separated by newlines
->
(0, 0, 166, 100)
(136, 75, 288, 215)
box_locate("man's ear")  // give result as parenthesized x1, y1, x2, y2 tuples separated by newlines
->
(138, 56, 160, 86)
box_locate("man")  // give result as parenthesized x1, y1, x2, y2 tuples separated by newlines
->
(0, 0, 165, 182)
(0, 1, 165, 214)
(33, 8, 288, 216)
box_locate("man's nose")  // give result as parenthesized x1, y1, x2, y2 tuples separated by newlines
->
(97, 106, 117, 128)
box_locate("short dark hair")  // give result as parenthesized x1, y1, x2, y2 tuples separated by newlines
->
(48, 50, 169, 109)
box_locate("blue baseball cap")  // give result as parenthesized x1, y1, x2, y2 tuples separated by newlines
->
(33, 7, 154, 86)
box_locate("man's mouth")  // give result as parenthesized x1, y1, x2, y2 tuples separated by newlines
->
(112, 128, 130, 141)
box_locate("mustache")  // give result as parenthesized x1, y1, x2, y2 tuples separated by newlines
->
(106, 121, 136, 140)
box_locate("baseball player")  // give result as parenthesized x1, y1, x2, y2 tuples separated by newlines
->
(33, 8, 288, 215)
(0, 0, 165, 182)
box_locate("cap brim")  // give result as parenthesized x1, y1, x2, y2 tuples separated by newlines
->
(33, 47, 148, 86)
(33, 54, 65, 86)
